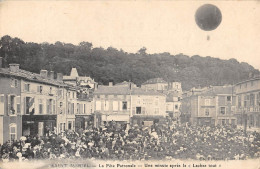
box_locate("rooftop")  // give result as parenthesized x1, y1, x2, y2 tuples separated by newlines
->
(94, 85, 131, 95)
(142, 78, 167, 85)
(0, 67, 67, 87)
(200, 85, 234, 96)
(235, 76, 260, 86)
(94, 85, 165, 96)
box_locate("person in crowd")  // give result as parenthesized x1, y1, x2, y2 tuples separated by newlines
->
(0, 120, 259, 162)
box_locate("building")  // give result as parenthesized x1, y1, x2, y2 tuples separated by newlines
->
(166, 91, 182, 120)
(93, 82, 131, 128)
(75, 96, 94, 131)
(234, 77, 260, 129)
(141, 78, 168, 91)
(0, 62, 68, 143)
(141, 78, 182, 93)
(131, 88, 167, 126)
(0, 63, 22, 144)
(181, 85, 236, 126)
(63, 68, 97, 90)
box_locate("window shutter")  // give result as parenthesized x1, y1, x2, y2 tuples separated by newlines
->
(24, 97, 26, 115)
(141, 107, 145, 114)
(0, 94, 5, 115)
(46, 99, 49, 114)
(13, 96, 17, 114)
(127, 101, 130, 110)
(119, 102, 122, 111)
(53, 100, 56, 114)
(132, 107, 135, 115)
(8, 95, 11, 115)
(16, 96, 21, 114)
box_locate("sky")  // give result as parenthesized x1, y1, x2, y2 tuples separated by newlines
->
(0, 0, 260, 70)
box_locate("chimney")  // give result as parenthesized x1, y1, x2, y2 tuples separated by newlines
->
(49, 71, 54, 79)
(9, 63, 20, 72)
(109, 82, 113, 86)
(94, 83, 98, 90)
(57, 73, 63, 81)
(40, 70, 48, 78)
(0, 57, 2, 68)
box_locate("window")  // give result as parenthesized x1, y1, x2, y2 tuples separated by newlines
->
(122, 101, 127, 110)
(175, 104, 178, 110)
(205, 99, 210, 106)
(238, 96, 241, 108)
(39, 99, 43, 114)
(8, 95, 15, 115)
(37, 86, 43, 93)
(104, 101, 109, 111)
(205, 108, 209, 116)
(244, 95, 249, 107)
(9, 124, 16, 141)
(178, 97, 181, 101)
(26, 97, 35, 115)
(77, 103, 80, 114)
(154, 108, 159, 114)
(24, 84, 30, 92)
(250, 94, 255, 106)
(46, 99, 53, 114)
(220, 107, 226, 115)
(96, 101, 101, 111)
(16, 96, 20, 114)
(71, 103, 74, 114)
(136, 107, 141, 114)
(11, 79, 18, 88)
(68, 121, 72, 130)
(227, 96, 231, 102)
(113, 101, 118, 111)
(49, 87, 52, 94)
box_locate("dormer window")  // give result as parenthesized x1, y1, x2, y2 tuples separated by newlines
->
(11, 79, 18, 88)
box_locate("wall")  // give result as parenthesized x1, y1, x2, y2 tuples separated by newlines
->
(131, 94, 166, 117)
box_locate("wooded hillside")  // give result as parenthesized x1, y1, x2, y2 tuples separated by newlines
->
(1, 35, 259, 90)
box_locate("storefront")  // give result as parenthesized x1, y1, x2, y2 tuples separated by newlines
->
(75, 115, 94, 131)
(22, 115, 57, 137)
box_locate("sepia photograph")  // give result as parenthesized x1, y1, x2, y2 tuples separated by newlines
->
(0, 0, 259, 169)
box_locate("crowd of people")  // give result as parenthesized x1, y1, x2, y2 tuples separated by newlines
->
(0, 120, 259, 162)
